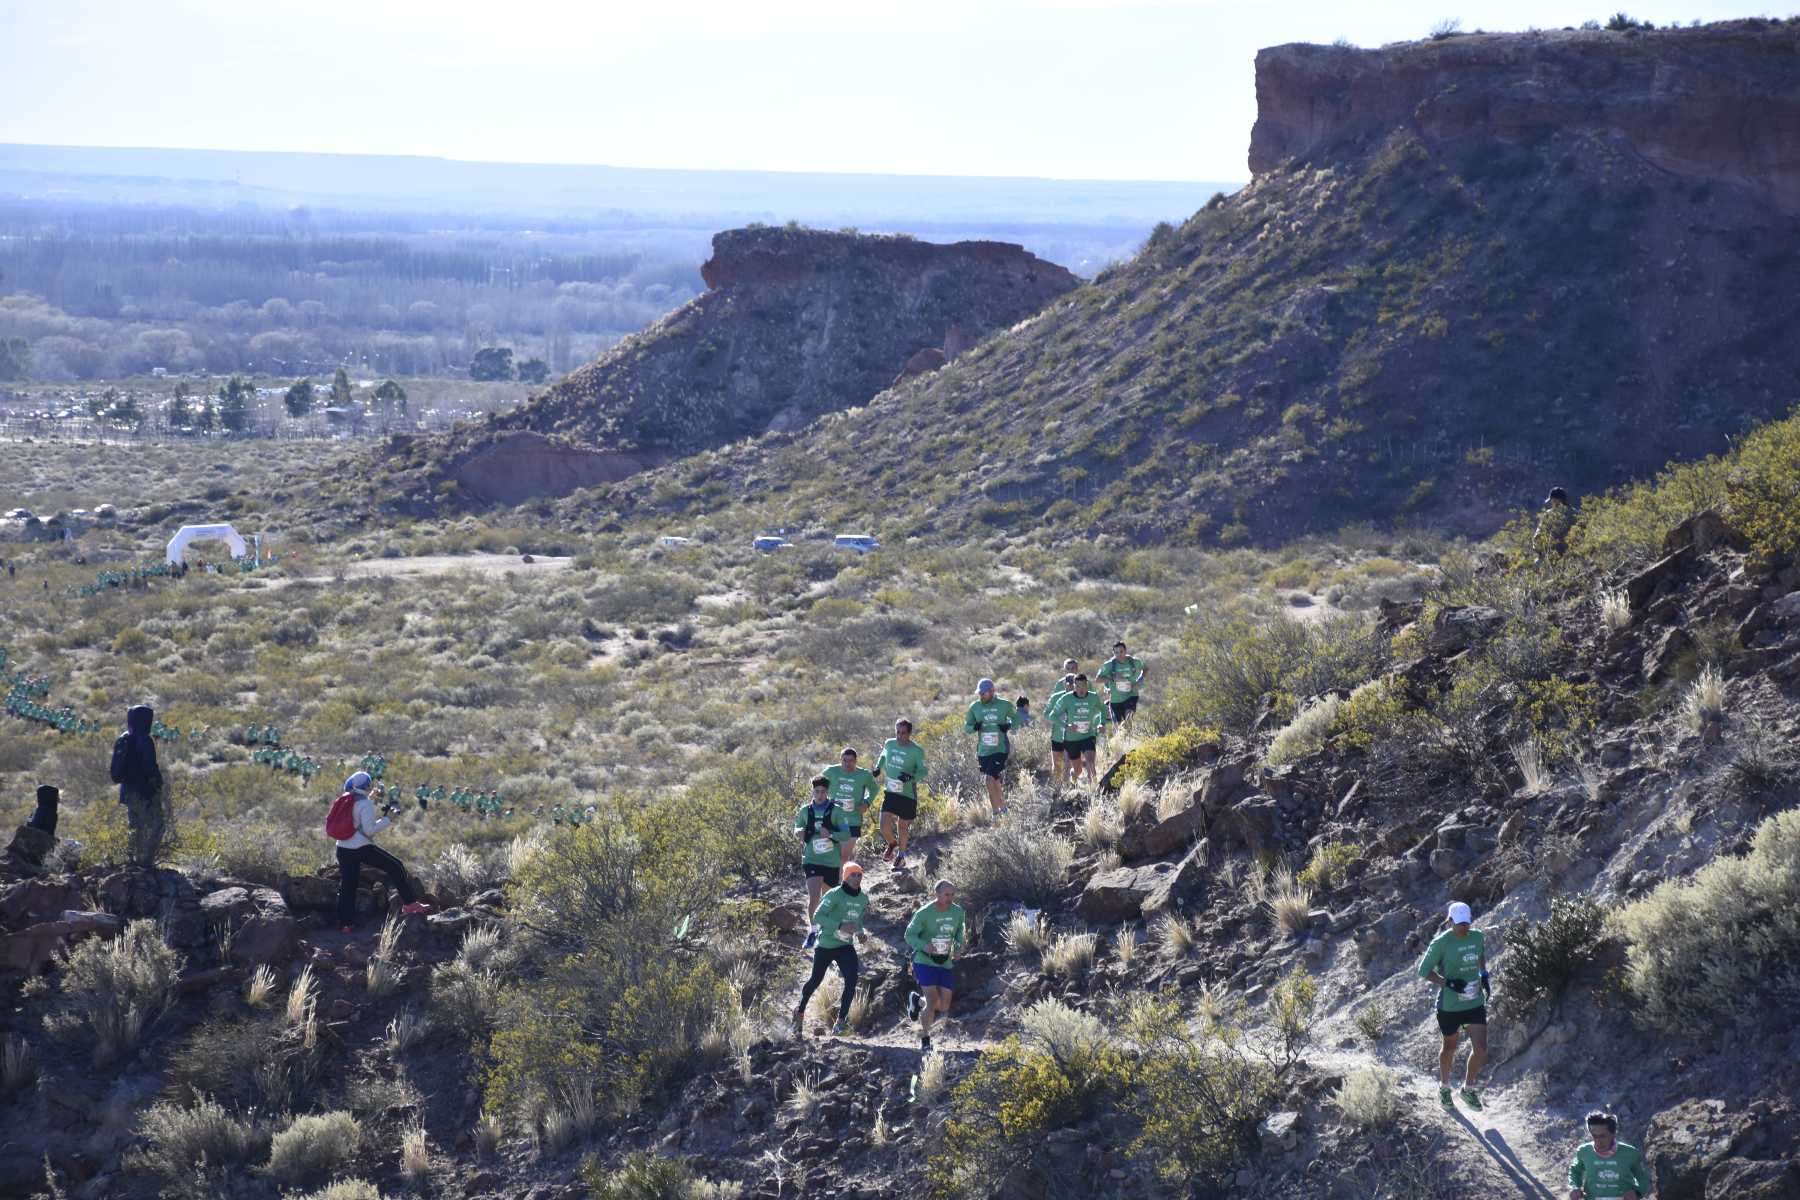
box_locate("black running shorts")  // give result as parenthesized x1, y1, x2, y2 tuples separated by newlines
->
(977, 753, 1008, 779)
(1436, 1005, 1487, 1037)
(883, 792, 918, 822)
(1063, 736, 1097, 758)
(803, 863, 841, 886)
(1109, 696, 1139, 720)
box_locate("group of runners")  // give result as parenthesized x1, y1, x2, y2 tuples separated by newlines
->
(790, 643, 1145, 1047)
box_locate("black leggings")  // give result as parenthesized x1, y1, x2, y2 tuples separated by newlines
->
(336, 844, 416, 926)
(798, 944, 859, 1021)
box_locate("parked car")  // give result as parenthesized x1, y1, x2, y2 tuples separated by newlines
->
(752, 535, 793, 553)
(833, 534, 881, 554)
(658, 536, 693, 547)
(4, 508, 33, 521)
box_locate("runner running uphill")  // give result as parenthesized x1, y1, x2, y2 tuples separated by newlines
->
(904, 880, 967, 1050)
(1566, 1110, 1649, 1200)
(797, 775, 853, 940)
(1046, 676, 1110, 787)
(822, 747, 878, 866)
(1096, 641, 1147, 736)
(964, 679, 1019, 817)
(1416, 900, 1489, 1110)
(875, 719, 928, 871)
(795, 862, 868, 1038)
(333, 771, 432, 934)
(1048, 660, 1077, 787)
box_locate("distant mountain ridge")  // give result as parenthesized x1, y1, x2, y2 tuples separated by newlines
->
(555, 17, 1800, 546)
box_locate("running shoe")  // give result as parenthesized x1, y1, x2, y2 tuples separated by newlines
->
(1460, 1088, 1483, 1111)
(894, 853, 908, 871)
(1439, 1087, 1455, 1111)
(920, 1032, 933, 1050)
(401, 901, 432, 915)
(801, 926, 819, 952)
(882, 844, 896, 862)
(906, 991, 924, 1021)
(831, 1019, 849, 1036)
(792, 1002, 806, 1038)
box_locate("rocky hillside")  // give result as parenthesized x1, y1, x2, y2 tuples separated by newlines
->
(383, 227, 1077, 508)
(576, 17, 1800, 545)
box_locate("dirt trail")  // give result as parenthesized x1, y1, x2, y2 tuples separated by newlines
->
(257, 552, 574, 588)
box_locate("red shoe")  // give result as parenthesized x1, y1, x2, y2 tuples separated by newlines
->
(339, 925, 355, 935)
(401, 902, 433, 915)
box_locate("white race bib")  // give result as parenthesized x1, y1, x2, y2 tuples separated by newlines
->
(835, 798, 855, 811)
(886, 777, 904, 793)
(980, 731, 999, 748)
(930, 937, 951, 955)
(811, 837, 833, 854)
(1072, 720, 1090, 734)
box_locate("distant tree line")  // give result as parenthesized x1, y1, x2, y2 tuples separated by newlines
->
(0, 201, 703, 381)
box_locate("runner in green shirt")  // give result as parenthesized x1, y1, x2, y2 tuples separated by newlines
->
(794, 862, 868, 1038)
(1416, 900, 1489, 1111)
(795, 775, 852, 931)
(903, 879, 967, 1050)
(1096, 641, 1148, 736)
(964, 678, 1019, 817)
(1566, 1110, 1649, 1200)
(821, 747, 879, 868)
(1047, 659, 1078, 789)
(1046, 675, 1110, 787)
(875, 718, 928, 871)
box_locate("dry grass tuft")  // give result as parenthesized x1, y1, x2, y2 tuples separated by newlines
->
(1334, 1066, 1401, 1129)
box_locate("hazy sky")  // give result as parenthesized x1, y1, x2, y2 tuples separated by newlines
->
(0, 0, 1780, 181)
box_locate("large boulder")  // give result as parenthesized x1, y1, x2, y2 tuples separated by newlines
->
(1627, 544, 1696, 612)
(1426, 605, 1504, 655)
(1650, 1099, 1749, 1200)
(1663, 509, 1745, 556)
(1076, 865, 1168, 923)
(1705, 1159, 1800, 1199)
(97, 867, 197, 918)
(1119, 801, 1207, 862)
(1643, 626, 1695, 683)
(0, 910, 123, 974)
(5, 824, 55, 873)
(1210, 795, 1281, 855)
(1197, 759, 1254, 818)
(1140, 847, 1208, 919)
(0, 876, 89, 927)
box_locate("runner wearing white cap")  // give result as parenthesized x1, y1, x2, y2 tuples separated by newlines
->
(1416, 900, 1489, 1110)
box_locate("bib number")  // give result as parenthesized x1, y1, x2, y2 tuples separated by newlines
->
(812, 838, 833, 854)
(886, 777, 904, 793)
(980, 731, 999, 748)
(931, 937, 951, 955)
(1072, 720, 1090, 734)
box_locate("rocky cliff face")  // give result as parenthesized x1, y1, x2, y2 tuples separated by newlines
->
(586, 19, 1800, 545)
(1250, 22, 1800, 211)
(396, 227, 1076, 509)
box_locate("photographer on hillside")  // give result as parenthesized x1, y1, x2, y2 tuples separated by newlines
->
(332, 770, 431, 935)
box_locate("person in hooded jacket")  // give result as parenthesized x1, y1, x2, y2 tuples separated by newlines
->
(110, 704, 165, 866)
(334, 770, 431, 934)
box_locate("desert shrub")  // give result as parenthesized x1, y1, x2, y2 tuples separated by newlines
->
(583, 572, 702, 623)
(1114, 724, 1223, 786)
(1500, 898, 1607, 1016)
(1166, 611, 1384, 733)
(930, 1035, 1125, 1199)
(1724, 409, 1800, 565)
(1614, 809, 1800, 1032)
(944, 825, 1074, 910)
(582, 1151, 744, 1200)
(485, 810, 729, 1125)
(47, 919, 180, 1066)
(288, 1183, 383, 1200)
(1296, 841, 1360, 892)
(1334, 1067, 1401, 1130)
(1017, 999, 1115, 1088)
(1123, 992, 1280, 1189)
(1, 1035, 36, 1099)
(1680, 665, 1727, 734)
(428, 843, 506, 901)
(1265, 694, 1344, 766)
(131, 1097, 268, 1183)
(1041, 931, 1100, 982)
(266, 1111, 360, 1185)
(1266, 871, 1314, 939)
(167, 1006, 324, 1113)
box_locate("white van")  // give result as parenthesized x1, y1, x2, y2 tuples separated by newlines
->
(834, 534, 880, 554)
(658, 536, 693, 547)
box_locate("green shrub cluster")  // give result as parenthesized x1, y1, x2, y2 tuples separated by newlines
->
(1614, 809, 1800, 1032)
(1114, 724, 1223, 786)
(943, 824, 1075, 910)
(583, 1151, 743, 1200)
(1498, 897, 1608, 1015)
(1164, 611, 1386, 733)
(1296, 841, 1361, 892)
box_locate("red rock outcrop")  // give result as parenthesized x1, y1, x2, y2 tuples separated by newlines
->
(1250, 20, 1800, 212)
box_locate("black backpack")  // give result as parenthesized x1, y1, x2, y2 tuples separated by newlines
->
(109, 733, 134, 786)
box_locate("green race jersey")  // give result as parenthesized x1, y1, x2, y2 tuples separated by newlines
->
(812, 884, 870, 951)
(904, 900, 967, 966)
(875, 738, 928, 802)
(1416, 928, 1487, 1012)
(1097, 656, 1146, 700)
(964, 697, 1019, 757)
(821, 765, 878, 828)
(1047, 690, 1110, 741)
(1567, 1143, 1650, 1198)
(794, 802, 851, 868)
(1046, 674, 1075, 738)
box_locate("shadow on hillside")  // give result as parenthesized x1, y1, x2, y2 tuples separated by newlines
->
(1446, 1110, 1556, 1199)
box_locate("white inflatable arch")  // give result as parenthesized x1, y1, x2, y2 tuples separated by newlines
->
(166, 523, 248, 566)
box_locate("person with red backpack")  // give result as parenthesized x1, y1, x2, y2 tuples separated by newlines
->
(329, 770, 430, 934)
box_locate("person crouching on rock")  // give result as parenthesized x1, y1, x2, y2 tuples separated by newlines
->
(28, 784, 59, 836)
(334, 770, 432, 935)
